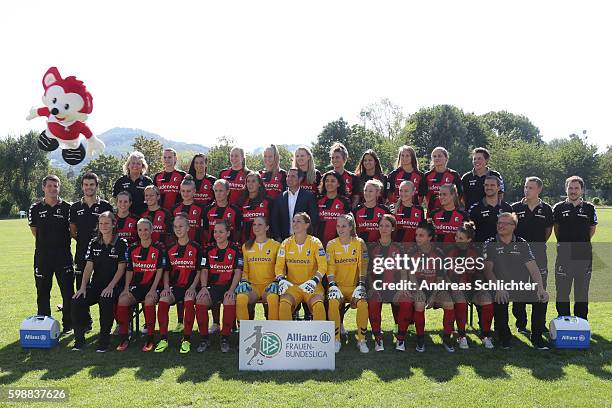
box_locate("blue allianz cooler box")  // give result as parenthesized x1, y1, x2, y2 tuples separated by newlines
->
(549, 316, 590, 348)
(20, 315, 60, 348)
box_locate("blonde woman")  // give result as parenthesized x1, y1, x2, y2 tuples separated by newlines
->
(113, 151, 153, 216)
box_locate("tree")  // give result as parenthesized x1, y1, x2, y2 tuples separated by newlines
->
(132, 135, 163, 176)
(0, 131, 50, 215)
(78, 154, 125, 201)
(480, 111, 542, 143)
(593, 145, 612, 202)
(206, 136, 235, 177)
(548, 134, 599, 193)
(362, 98, 407, 140)
(401, 105, 491, 174)
(246, 145, 294, 172)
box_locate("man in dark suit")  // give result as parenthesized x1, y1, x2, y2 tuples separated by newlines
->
(272, 167, 319, 241)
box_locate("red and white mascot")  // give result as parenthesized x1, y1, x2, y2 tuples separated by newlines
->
(26, 67, 104, 165)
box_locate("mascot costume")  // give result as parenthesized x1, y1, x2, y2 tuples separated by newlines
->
(26, 67, 104, 165)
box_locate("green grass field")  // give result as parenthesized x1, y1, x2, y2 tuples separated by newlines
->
(1, 212, 611, 407)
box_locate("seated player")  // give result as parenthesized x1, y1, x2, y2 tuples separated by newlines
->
(71, 211, 128, 352)
(276, 212, 328, 322)
(430, 183, 469, 243)
(447, 222, 494, 349)
(154, 214, 205, 353)
(317, 171, 351, 247)
(236, 216, 281, 322)
(326, 214, 369, 353)
(393, 180, 425, 242)
(116, 218, 166, 352)
(193, 220, 243, 353)
(409, 220, 455, 353)
(353, 179, 391, 243)
(367, 214, 410, 352)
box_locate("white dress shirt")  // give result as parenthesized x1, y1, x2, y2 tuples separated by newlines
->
(287, 187, 300, 234)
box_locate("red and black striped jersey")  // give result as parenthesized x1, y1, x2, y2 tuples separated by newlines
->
(407, 245, 445, 283)
(424, 168, 463, 212)
(259, 169, 287, 200)
(127, 242, 166, 286)
(193, 174, 217, 206)
(317, 195, 351, 246)
(219, 167, 248, 206)
(116, 214, 138, 246)
(394, 204, 425, 242)
(353, 204, 391, 243)
(356, 173, 387, 204)
(154, 170, 186, 210)
(166, 241, 205, 287)
(240, 197, 273, 244)
(335, 170, 359, 198)
(386, 168, 427, 205)
(203, 243, 243, 286)
(368, 241, 404, 284)
(172, 202, 205, 243)
(299, 169, 322, 196)
(203, 202, 243, 242)
(446, 245, 482, 283)
(140, 207, 174, 246)
(430, 208, 469, 243)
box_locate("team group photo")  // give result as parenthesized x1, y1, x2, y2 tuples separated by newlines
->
(1, 1, 611, 407)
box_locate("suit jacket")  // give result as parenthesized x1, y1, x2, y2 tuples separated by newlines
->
(272, 188, 319, 241)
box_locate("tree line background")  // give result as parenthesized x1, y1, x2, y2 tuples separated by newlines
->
(2, 99, 611, 217)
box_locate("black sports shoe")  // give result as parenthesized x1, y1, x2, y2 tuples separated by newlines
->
(62, 144, 86, 165)
(442, 335, 455, 353)
(501, 338, 512, 350)
(220, 337, 230, 353)
(71, 340, 85, 351)
(416, 335, 425, 353)
(37, 131, 60, 151)
(197, 338, 210, 353)
(532, 336, 550, 350)
(61, 326, 74, 336)
(516, 326, 529, 335)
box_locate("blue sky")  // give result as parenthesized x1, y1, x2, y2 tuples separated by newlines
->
(2, 0, 610, 150)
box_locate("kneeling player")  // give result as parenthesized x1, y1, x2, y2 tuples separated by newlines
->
(116, 218, 166, 352)
(155, 214, 205, 353)
(326, 214, 369, 353)
(409, 220, 455, 353)
(447, 222, 494, 349)
(367, 214, 409, 352)
(276, 213, 328, 322)
(236, 217, 281, 322)
(194, 220, 243, 353)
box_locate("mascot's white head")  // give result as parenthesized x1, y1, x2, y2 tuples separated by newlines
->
(41, 67, 92, 124)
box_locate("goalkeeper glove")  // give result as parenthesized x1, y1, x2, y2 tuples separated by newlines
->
(278, 277, 293, 295)
(265, 277, 280, 294)
(351, 280, 367, 300)
(327, 282, 343, 300)
(235, 279, 252, 294)
(299, 276, 320, 294)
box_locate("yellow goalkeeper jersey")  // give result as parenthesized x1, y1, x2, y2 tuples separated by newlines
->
(275, 235, 327, 284)
(326, 237, 368, 288)
(241, 239, 280, 285)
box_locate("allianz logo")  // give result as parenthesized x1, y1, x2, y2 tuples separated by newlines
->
(561, 335, 586, 341)
(25, 334, 48, 340)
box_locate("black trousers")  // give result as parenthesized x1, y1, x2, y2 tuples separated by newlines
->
(512, 270, 548, 331)
(34, 249, 74, 328)
(74, 258, 93, 325)
(71, 284, 117, 346)
(555, 258, 591, 320)
(495, 301, 546, 341)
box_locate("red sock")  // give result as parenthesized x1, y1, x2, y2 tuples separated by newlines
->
(176, 301, 184, 324)
(368, 301, 382, 336)
(454, 302, 467, 334)
(222, 305, 236, 336)
(144, 305, 156, 336)
(183, 300, 195, 336)
(443, 308, 455, 335)
(481, 303, 493, 335)
(195, 304, 209, 336)
(113, 303, 118, 323)
(157, 301, 170, 336)
(117, 305, 129, 335)
(397, 302, 413, 341)
(414, 310, 425, 335)
(212, 303, 221, 325)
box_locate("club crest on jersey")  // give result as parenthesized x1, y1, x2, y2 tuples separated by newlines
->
(351, 249, 356, 256)
(188, 251, 193, 257)
(266, 249, 271, 255)
(193, 209, 197, 215)
(335, 204, 340, 209)
(306, 249, 311, 256)
(152, 253, 156, 259)
(455, 216, 459, 222)
(157, 216, 162, 221)
(228, 253, 233, 260)
(259, 202, 264, 208)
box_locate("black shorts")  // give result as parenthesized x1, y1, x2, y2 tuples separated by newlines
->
(208, 283, 231, 305)
(86, 284, 121, 304)
(129, 284, 155, 303)
(170, 286, 189, 303)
